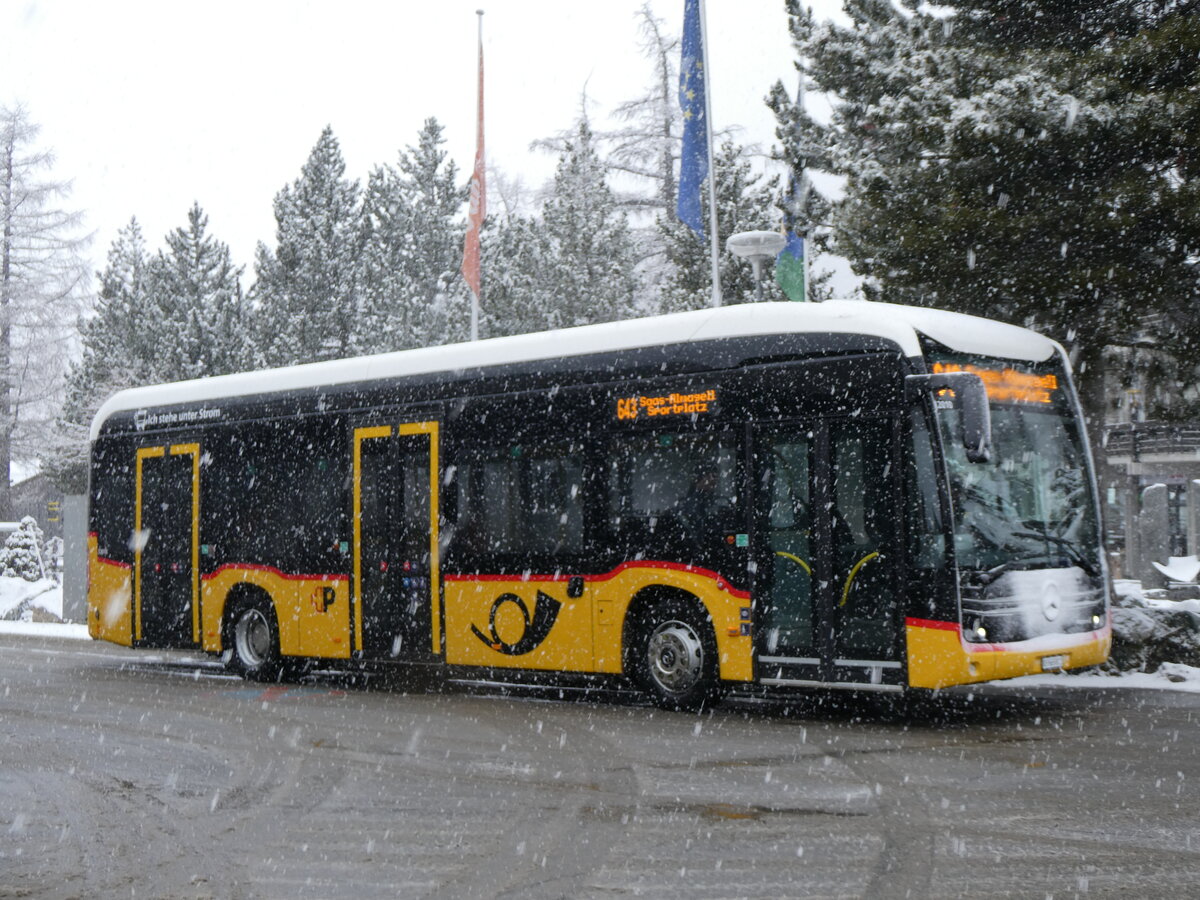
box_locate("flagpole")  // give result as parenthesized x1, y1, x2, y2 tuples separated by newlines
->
(699, 0, 721, 307)
(471, 9, 484, 340)
(797, 68, 809, 306)
(802, 227, 811, 304)
(464, 9, 486, 341)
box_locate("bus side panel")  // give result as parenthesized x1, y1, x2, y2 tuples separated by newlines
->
(442, 564, 754, 682)
(590, 564, 754, 683)
(200, 566, 351, 659)
(443, 578, 592, 672)
(88, 534, 133, 646)
(906, 618, 1112, 688)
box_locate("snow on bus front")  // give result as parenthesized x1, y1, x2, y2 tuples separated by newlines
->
(930, 352, 1108, 648)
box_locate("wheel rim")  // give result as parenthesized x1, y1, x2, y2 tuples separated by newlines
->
(234, 608, 271, 668)
(646, 619, 704, 695)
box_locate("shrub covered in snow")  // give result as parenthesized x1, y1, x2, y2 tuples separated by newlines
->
(0, 517, 47, 582)
(1105, 582, 1200, 673)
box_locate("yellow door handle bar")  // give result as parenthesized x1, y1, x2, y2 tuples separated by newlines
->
(840, 551, 881, 607)
(774, 550, 811, 575)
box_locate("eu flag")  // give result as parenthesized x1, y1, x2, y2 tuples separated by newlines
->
(677, 0, 707, 239)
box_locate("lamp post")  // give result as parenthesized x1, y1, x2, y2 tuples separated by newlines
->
(725, 231, 788, 302)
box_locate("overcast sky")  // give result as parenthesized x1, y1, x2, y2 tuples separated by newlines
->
(2, 0, 847, 281)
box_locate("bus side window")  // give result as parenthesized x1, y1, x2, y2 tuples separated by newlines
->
(522, 446, 585, 555)
(450, 443, 586, 561)
(223, 424, 278, 563)
(453, 456, 519, 557)
(605, 432, 738, 551)
(292, 440, 346, 564)
(92, 442, 134, 563)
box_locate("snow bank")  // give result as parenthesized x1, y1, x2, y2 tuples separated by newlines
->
(1102, 579, 1200, 674)
(0, 620, 89, 640)
(0, 576, 63, 621)
(1006, 663, 1200, 694)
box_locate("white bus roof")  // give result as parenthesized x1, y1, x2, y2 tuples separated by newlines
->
(90, 300, 1060, 440)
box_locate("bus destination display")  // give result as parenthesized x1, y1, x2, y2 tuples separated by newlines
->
(616, 389, 717, 421)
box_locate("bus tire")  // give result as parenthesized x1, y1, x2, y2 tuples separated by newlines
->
(632, 598, 721, 712)
(224, 599, 283, 683)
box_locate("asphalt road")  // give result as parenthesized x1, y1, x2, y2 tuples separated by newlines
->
(1, 633, 1198, 899)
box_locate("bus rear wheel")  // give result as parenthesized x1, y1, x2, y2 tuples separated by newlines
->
(224, 602, 282, 683)
(634, 600, 721, 712)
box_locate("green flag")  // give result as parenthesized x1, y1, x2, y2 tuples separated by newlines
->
(775, 232, 805, 301)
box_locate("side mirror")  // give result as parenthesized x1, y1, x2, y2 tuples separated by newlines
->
(906, 372, 992, 463)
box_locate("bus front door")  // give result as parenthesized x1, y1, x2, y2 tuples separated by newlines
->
(135, 444, 200, 648)
(353, 422, 441, 661)
(754, 418, 903, 691)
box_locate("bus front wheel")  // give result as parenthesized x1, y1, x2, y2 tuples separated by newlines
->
(224, 601, 282, 683)
(633, 600, 721, 712)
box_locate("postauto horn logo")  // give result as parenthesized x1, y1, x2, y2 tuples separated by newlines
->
(471, 591, 562, 656)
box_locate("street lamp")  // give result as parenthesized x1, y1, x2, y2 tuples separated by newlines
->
(725, 230, 787, 302)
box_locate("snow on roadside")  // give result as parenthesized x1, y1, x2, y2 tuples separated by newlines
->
(0, 575, 63, 620)
(1001, 662, 1200, 694)
(0, 620, 90, 639)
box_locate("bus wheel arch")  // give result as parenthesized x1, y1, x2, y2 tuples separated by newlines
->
(623, 586, 722, 712)
(221, 585, 283, 682)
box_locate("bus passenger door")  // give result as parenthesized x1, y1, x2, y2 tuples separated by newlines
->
(753, 419, 903, 691)
(135, 444, 200, 648)
(754, 425, 817, 669)
(826, 418, 903, 688)
(353, 422, 441, 660)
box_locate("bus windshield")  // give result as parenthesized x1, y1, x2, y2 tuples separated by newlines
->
(930, 353, 1105, 642)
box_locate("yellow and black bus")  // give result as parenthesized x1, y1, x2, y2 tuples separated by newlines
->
(86, 301, 1110, 709)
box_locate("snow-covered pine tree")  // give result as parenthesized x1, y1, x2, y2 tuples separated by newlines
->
(787, 0, 1200, 426)
(148, 203, 253, 379)
(484, 120, 639, 336)
(253, 126, 363, 366)
(0, 516, 47, 581)
(47, 219, 155, 492)
(541, 120, 640, 329)
(0, 106, 89, 518)
(360, 118, 468, 352)
(532, 4, 692, 315)
(657, 139, 787, 311)
(478, 214, 551, 337)
(396, 118, 470, 347)
(359, 165, 414, 351)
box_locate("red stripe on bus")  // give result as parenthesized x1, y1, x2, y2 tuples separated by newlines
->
(96, 557, 132, 570)
(905, 617, 960, 633)
(200, 563, 350, 583)
(445, 560, 751, 599)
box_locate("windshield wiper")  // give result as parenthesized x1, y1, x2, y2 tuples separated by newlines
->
(1009, 530, 1100, 578)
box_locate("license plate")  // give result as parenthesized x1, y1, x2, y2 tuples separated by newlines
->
(1041, 655, 1066, 672)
